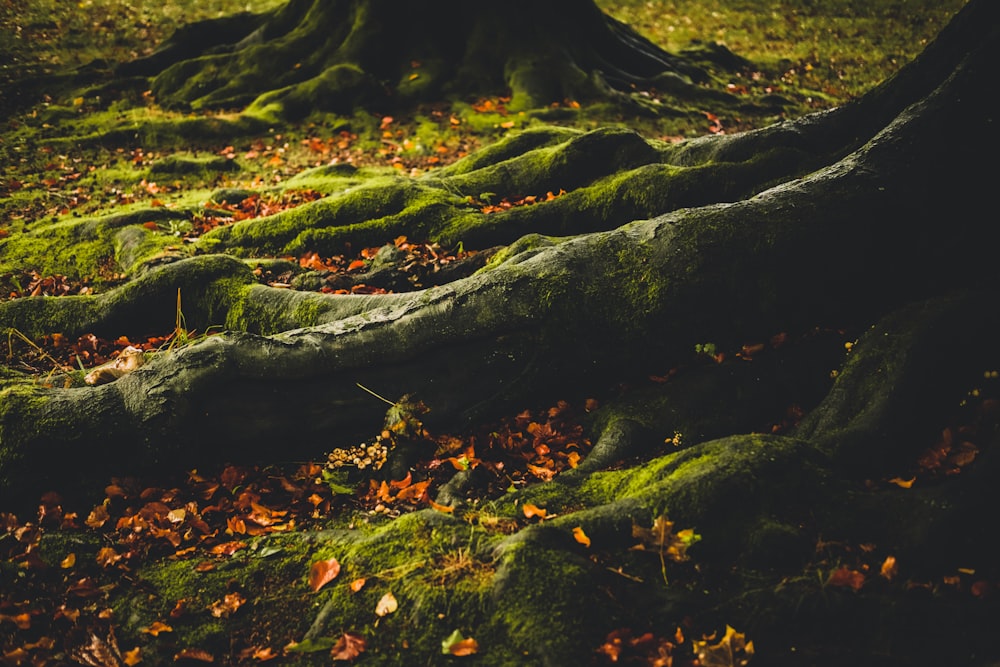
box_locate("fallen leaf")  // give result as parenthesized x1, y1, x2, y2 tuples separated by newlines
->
(693, 625, 753, 667)
(888, 477, 915, 488)
(96, 547, 122, 567)
(0, 613, 30, 630)
(441, 629, 478, 656)
(250, 647, 278, 661)
(209, 541, 246, 556)
(572, 526, 591, 548)
(143, 621, 173, 636)
(70, 630, 125, 667)
(449, 638, 479, 656)
(428, 499, 455, 514)
(375, 592, 398, 616)
(173, 648, 214, 662)
(632, 516, 699, 562)
(123, 647, 142, 665)
(331, 632, 367, 661)
(208, 592, 245, 618)
(309, 556, 341, 592)
(350, 578, 367, 593)
(61, 552, 76, 568)
(880, 556, 898, 581)
(522, 503, 547, 519)
(827, 565, 865, 591)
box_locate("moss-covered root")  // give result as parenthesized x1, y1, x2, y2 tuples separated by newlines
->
(0, 255, 255, 340)
(795, 291, 1000, 475)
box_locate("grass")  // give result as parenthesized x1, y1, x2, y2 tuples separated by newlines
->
(597, 0, 967, 100)
(0, 0, 283, 85)
(1, 0, 966, 105)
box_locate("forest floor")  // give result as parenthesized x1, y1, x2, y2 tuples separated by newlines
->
(0, 1, 980, 665)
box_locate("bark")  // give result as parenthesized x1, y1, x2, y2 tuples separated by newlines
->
(122, 0, 755, 118)
(1, 0, 998, 501)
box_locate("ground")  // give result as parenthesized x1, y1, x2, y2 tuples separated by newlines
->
(3, 1, 999, 666)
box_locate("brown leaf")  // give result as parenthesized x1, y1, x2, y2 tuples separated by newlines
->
(96, 547, 122, 568)
(827, 565, 865, 591)
(173, 648, 214, 662)
(331, 632, 367, 661)
(69, 630, 124, 667)
(309, 556, 341, 592)
(208, 592, 245, 618)
(375, 592, 398, 617)
(86, 503, 111, 528)
(632, 516, 699, 562)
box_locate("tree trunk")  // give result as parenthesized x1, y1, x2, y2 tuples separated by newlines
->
(123, 0, 751, 118)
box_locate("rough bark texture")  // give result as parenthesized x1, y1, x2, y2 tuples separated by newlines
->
(2, 1, 1000, 665)
(122, 0, 755, 118)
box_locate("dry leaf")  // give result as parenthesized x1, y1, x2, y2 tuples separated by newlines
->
(350, 578, 367, 593)
(441, 629, 478, 656)
(123, 647, 142, 666)
(632, 516, 699, 562)
(693, 625, 754, 667)
(142, 621, 173, 636)
(331, 632, 367, 661)
(69, 630, 124, 667)
(173, 648, 214, 662)
(428, 498, 455, 514)
(61, 552, 76, 568)
(309, 557, 341, 592)
(827, 565, 865, 591)
(449, 638, 479, 656)
(572, 526, 591, 548)
(522, 503, 547, 519)
(375, 592, 398, 617)
(880, 556, 898, 581)
(96, 547, 122, 568)
(208, 592, 245, 618)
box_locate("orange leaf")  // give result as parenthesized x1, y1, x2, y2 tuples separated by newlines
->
(309, 557, 341, 592)
(428, 499, 455, 514)
(350, 578, 367, 593)
(522, 503, 547, 520)
(123, 647, 142, 665)
(572, 526, 591, 548)
(880, 556, 898, 581)
(61, 553, 76, 569)
(449, 638, 479, 656)
(142, 621, 173, 636)
(395, 480, 430, 502)
(331, 632, 367, 661)
(209, 541, 246, 556)
(96, 547, 121, 568)
(347, 259, 367, 271)
(827, 565, 865, 591)
(888, 477, 915, 488)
